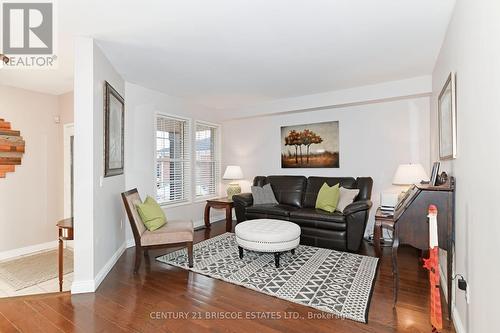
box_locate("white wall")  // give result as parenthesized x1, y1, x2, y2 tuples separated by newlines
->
(222, 96, 430, 234)
(431, 0, 500, 332)
(72, 37, 126, 293)
(124, 83, 224, 244)
(0, 85, 63, 258)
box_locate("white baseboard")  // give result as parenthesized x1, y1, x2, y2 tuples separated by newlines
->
(438, 261, 466, 333)
(0, 241, 58, 261)
(71, 241, 127, 294)
(452, 304, 466, 333)
(126, 238, 135, 248)
(94, 242, 126, 290)
(70, 280, 95, 294)
(193, 213, 226, 229)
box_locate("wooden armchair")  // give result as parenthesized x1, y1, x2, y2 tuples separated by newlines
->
(121, 189, 194, 272)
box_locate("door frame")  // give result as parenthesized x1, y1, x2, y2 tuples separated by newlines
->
(63, 123, 74, 218)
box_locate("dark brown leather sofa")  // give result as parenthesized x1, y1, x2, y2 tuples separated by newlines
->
(232, 175, 373, 252)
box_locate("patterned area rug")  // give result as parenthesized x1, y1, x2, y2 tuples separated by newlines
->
(156, 233, 379, 323)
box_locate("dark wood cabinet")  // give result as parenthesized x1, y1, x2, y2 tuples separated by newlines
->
(374, 177, 455, 318)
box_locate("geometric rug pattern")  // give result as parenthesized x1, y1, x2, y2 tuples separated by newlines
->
(156, 233, 378, 323)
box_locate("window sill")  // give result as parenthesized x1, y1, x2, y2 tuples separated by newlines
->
(159, 200, 193, 209)
(194, 195, 220, 203)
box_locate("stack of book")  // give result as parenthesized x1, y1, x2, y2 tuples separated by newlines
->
(380, 205, 395, 215)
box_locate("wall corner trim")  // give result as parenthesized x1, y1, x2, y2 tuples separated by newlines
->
(71, 241, 127, 294)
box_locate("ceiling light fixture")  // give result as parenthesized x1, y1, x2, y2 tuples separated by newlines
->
(0, 54, 10, 69)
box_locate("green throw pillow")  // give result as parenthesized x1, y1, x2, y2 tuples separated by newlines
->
(136, 196, 167, 231)
(315, 183, 340, 213)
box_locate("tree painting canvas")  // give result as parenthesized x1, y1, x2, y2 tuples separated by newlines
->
(281, 121, 339, 168)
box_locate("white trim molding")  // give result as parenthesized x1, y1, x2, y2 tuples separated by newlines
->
(70, 280, 95, 294)
(452, 305, 466, 333)
(63, 123, 75, 219)
(71, 241, 126, 294)
(94, 242, 126, 290)
(0, 241, 58, 261)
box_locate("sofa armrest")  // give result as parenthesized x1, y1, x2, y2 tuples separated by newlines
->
(343, 199, 372, 215)
(344, 199, 372, 252)
(233, 193, 253, 223)
(232, 193, 253, 207)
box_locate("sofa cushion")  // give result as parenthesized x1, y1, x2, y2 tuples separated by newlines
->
(251, 183, 278, 205)
(303, 177, 357, 208)
(315, 182, 340, 213)
(246, 204, 299, 217)
(290, 208, 346, 223)
(337, 187, 360, 212)
(254, 176, 307, 208)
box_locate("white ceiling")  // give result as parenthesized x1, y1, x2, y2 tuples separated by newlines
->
(0, 0, 455, 109)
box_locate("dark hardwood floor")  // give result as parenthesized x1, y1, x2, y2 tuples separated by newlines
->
(0, 220, 455, 332)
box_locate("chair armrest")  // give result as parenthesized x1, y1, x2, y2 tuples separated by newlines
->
(232, 193, 253, 207)
(343, 200, 372, 215)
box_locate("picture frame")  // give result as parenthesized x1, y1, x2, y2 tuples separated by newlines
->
(430, 161, 440, 186)
(281, 121, 339, 168)
(104, 81, 125, 177)
(438, 72, 457, 160)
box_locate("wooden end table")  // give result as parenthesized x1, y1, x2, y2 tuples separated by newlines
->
(373, 208, 399, 306)
(204, 197, 234, 232)
(56, 218, 74, 292)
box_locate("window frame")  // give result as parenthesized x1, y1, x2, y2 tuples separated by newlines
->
(154, 112, 192, 208)
(193, 120, 222, 202)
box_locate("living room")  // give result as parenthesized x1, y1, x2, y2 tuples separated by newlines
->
(0, 0, 498, 332)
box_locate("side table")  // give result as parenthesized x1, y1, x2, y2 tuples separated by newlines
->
(373, 207, 399, 306)
(56, 218, 74, 292)
(204, 197, 234, 232)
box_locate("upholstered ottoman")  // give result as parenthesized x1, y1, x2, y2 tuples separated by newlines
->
(235, 219, 301, 268)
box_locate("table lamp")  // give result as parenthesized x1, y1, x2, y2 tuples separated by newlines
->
(392, 163, 428, 187)
(223, 165, 243, 199)
(392, 163, 428, 199)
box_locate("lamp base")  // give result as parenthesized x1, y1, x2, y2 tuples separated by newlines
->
(226, 183, 241, 200)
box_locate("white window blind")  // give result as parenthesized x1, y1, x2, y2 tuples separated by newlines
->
(155, 115, 190, 205)
(195, 122, 220, 198)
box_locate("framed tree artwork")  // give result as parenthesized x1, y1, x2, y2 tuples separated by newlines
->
(281, 121, 339, 168)
(104, 81, 125, 177)
(438, 72, 457, 160)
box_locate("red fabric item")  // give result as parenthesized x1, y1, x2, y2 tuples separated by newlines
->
(423, 247, 443, 331)
(424, 204, 443, 332)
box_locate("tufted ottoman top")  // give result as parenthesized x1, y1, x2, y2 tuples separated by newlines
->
(235, 219, 301, 243)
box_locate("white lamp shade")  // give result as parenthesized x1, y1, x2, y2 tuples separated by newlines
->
(223, 165, 243, 180)
(392, 164, 428, 185)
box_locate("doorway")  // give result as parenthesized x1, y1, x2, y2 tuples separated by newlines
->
(64, 123, 75, 219)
